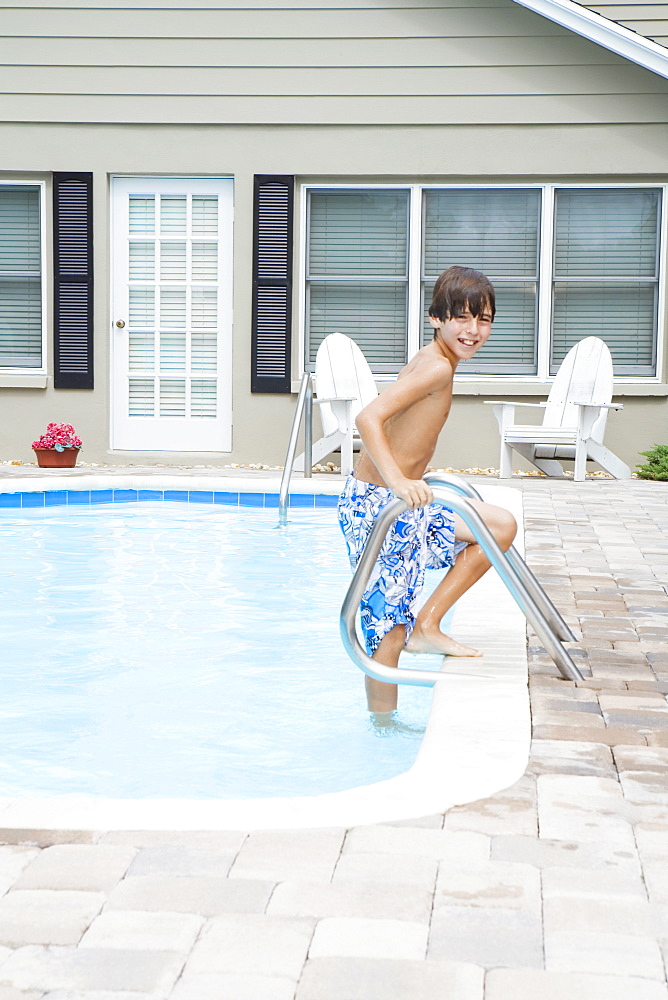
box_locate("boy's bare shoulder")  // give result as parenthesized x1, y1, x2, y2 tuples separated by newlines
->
(399, 341, 454, 388)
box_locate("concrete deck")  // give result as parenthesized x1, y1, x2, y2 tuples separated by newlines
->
(0, 465, 667, 999)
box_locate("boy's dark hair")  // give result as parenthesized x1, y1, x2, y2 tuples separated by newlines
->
(429, 266, 496, 328)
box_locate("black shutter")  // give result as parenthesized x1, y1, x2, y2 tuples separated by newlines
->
(251, 174, 294, 393)
(53, 172, 94, 389)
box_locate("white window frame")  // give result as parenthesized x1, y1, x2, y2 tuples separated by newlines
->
(0, 179, 47, 376)
(299, 182, 666, 386)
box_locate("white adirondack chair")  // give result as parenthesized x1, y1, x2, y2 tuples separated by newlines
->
(486, 337, 631, 481)
(294, 332, 378, 475)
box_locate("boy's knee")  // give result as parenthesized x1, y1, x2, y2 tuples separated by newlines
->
(494, 508, 517, 550)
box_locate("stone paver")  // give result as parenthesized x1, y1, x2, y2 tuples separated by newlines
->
(309, 917, 429, 960)
(0, 945, 184, 993)
(267, 880, 434, 923)
(80, 910, 204, 951)
(0, 891, 105, 947)
(13, 846, 136, 892)
(229, 830, 345, 883)
(105, 875, 274, 916)
(169, 972, 298, 1000)
(186, 914, 314, 978)
(485, 969, 668, 1000)
(0, 470, 667, 998)
(428, 906, 544, 968)
(296, 956, 484, 1000)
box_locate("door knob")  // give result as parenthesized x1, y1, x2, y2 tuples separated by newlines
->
(115, 320, 126, 328)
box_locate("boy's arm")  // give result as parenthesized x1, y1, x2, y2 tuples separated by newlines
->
(355, 357, 452, 509)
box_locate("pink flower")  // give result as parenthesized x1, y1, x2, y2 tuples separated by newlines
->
(32, 422, 82, 450)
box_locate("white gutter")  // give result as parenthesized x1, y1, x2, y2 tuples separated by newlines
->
(512, 0, 668, 80)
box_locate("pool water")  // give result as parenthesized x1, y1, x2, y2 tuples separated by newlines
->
(0, 502, 438, 799)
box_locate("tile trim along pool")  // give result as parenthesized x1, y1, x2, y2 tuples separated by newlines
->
(0, 475, 530, 831)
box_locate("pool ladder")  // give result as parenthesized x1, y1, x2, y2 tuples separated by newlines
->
(340, 472, 583, 685)
(279, 371, 313, 524)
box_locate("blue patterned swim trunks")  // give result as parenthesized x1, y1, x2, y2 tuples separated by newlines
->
(338, 474, 467, 655)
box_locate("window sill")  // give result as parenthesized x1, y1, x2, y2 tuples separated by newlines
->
(0, 374, 48, 389)
(453, 381, 668, 397)
(291, 378, 668, 397)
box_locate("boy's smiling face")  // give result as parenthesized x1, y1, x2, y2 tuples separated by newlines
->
(429, 304, 493, 363)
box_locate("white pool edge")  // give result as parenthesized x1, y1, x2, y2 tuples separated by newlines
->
(0, 477, 529, 831)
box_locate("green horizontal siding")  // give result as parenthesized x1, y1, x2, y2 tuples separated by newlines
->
(1, 64, 666, 95)
(581, 1, 668, 45)
(0, 0, 666, 125)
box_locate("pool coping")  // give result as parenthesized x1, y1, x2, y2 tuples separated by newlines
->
(0, 476, 529, 831)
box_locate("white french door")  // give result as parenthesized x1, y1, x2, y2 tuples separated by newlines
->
(111, 176, 233, 451)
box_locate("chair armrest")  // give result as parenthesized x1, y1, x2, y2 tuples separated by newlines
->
(314, 396, 356, 405)
(571, 401, 623, 410)
(484, 401, 547, 408)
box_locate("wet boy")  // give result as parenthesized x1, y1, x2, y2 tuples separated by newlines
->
(338, 265, 517, 713)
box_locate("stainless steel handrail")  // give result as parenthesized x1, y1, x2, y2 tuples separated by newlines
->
(278, 371, 313, 524)
(423, 472, 577, 643)
(340, 485, 583, 686)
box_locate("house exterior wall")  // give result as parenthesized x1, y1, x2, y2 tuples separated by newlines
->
(580, 1, 668, 47)
(1, 0, 667, 473)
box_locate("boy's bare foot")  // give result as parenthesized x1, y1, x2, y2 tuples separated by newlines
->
(404, 626, 482, 657)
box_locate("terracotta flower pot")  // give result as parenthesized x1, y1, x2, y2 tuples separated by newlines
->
(33, 447, 80, 469)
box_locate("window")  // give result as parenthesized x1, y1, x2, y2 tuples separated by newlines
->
(303, 185, 664, 380)
(552, 189, 660, 376)
(0, 183, 44, 370)
(306, 189, 409, 373)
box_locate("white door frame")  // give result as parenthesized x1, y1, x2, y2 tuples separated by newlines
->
(110, 175, 234, 452)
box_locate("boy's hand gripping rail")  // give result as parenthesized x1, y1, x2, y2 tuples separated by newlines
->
(340, 484, 583, 687)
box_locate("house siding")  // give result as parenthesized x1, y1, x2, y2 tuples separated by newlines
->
(0, 0, 667, 472)
(579, 2, 668, 46)
(1, 1, 668, 124)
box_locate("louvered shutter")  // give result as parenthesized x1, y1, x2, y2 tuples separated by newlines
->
(53, 172, 94, 389)
(251, 175, 294, 393)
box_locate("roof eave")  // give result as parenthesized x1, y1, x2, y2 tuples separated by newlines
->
(512, 0, 668, 79)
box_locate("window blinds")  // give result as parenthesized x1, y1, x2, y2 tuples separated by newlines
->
(306, 190, 409, 371)
(0, 185, 41, 368)
(552, 189, 660, 375)
(423, 189, 541, 375)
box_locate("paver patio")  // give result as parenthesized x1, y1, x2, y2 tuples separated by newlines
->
(0, 465, 666, 998)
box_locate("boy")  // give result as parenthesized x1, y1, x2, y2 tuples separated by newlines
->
(338, 265, 517, 713)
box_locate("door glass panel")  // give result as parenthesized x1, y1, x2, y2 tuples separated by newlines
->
(129, 196, 155, 235)
(128, 332, 154, 370)
(192, 196, 218, 236)
(129, 243, 155, 280)
(159, 379, 186, 417)
(191, 379, 217, 417)
(129, 288, 155, 327)
(129, 378, 155, 416)
(160, 289, 186, 327)
(160, 196, 187, 235)
(160, 331, 186, 371)
(160, 242, 187, 281)
(192, 243, 217, 280)
(191, 331, 217, 371)
(191, 288, 217, 328)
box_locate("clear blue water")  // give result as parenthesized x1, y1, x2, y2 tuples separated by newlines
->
(0, 502, 436, 799)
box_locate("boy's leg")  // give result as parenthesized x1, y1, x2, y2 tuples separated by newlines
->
(367, 624, 406, 713)
(406, 500, 517, 657)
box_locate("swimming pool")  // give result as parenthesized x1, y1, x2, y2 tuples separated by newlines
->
(0, 500, 435, 799)
(0, 475, 530, 830)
